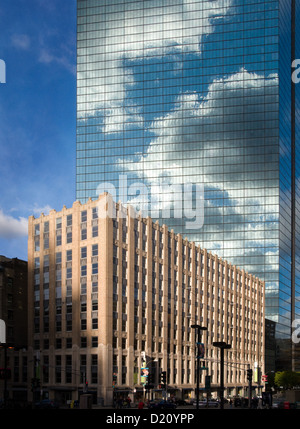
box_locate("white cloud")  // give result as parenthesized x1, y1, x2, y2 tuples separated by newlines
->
(120, 68, 279, 186)
(115, 68, 280, 272)
(11, 34, 31, 50)
(38, 48, 76, 76)
(77, 0, 233, 132)
(32, 204, 52, 217)
(0, 210, 27, 239)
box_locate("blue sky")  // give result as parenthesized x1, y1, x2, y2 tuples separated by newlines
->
(0, 0, 77, 261)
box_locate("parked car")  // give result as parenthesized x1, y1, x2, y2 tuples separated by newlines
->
(34, 399, 59, 409)
(175, 399, 188, 406)
(148, 400, 177, 409)
(193, 400, 219, 408)
(272, 400, 285, 409)
(234, 397, 242, 407)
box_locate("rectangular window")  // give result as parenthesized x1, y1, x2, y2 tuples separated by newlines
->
(56, 235, 62, 246)
(44, 238, 49, 250)
(92, 225, 98, 237)
(56, 252, 62, 264)
(34, 237, 40, 252)
(66, 267, 72, 279)
(67, 215, 72, 226)
(81, 265, 87, 277)
(66, 249, 72, 261)
(81, 229, 87, 240)
(92, 244, 98, 256)
(81, 210, 87, 222)
(66, 355, 72, 383)
(66, 319, 72, 332)
(92, 207, 98, 219)
(55, 356, 61, 383)
(92, 337, 98, 347)
(92, 263, 98, 275)
(81, 282, 87, 295)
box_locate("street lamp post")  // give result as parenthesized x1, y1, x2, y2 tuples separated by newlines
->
(191, 325, 207, 410)
(213, 342, 231, 410)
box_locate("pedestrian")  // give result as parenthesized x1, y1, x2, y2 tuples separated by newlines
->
(138, 400, 144, 409)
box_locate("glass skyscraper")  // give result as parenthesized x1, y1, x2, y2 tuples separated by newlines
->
(76, 0, 300, 371)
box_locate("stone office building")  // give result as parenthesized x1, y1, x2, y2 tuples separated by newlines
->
(27, 193, 265, 406)
(0, 256, 28, 404)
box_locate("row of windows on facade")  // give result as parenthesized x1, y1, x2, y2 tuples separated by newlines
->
(76, 30, 279, 51)
(32, 216, 264, 297)
(77, 0, 269, 11)
(32, 330, 261, 359)
(33, 306, 262, 351)
(34, 245, 99, 268)
(76, 16, 279, 35)
(33, 210, 98, 235)
(32, 212, 268, 284)
(33, 243, 262, 305)
(5, 356, 254, 387)
(33, 213, 217, 271)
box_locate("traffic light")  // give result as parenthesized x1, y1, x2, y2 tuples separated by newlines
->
(145, 373, 154, 390)
(160, 371, 166, 387)
(262, 374, 268, 384)
(247, 369, 253, 382)
(112, 373, 117, 387)
(30, 377, 40, 392)
(205, 375, 211, 390)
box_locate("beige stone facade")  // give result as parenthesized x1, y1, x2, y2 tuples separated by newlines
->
(27, 193, 265, 406)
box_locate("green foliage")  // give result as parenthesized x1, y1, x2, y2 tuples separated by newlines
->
(274, 371, 300, 390)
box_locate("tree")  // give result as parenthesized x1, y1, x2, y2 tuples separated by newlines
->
(274, 371, 300, 390)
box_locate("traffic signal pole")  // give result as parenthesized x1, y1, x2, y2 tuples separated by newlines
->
(213, 342, 231, 410)
(191, 325, 207, 411)
(160, 371, 167, 399)
(247, 367, 253, 408)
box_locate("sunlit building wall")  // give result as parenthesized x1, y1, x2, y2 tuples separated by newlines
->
(27, 194, 265, 405)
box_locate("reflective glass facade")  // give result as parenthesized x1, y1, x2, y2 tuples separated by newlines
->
(76, 0, 300, 371)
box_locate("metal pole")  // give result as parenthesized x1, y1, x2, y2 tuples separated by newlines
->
(192, 325, 207, 410)
(248, 366, 252, 409)
(220, 347, 224, 410)
(213, 342, 231, 410)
